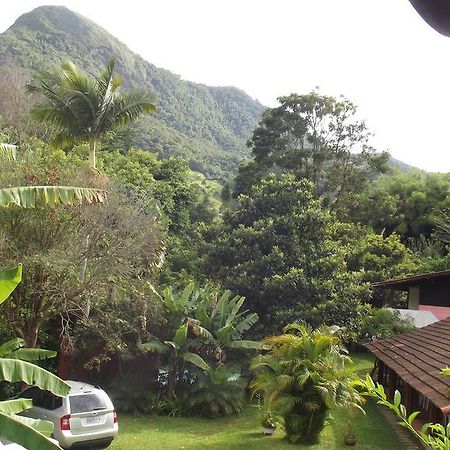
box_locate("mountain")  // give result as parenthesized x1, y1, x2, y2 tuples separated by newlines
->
(388, 156, 416, 173)
(0, 6, 265, 179)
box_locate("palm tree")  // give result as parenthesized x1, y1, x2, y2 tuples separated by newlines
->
(26, 59, 156, 169)
(251, 324, 362, 445)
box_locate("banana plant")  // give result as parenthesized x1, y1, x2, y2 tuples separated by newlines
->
(194, 289, 260, 365)
(0, 264, 22, 305)
(142, 322, 210, 399)
(0, 143, 17, 161)
(0, 265, 70, 450)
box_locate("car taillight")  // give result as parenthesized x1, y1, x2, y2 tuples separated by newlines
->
(60, 414, 71, 430)
(113, 409, 118, 424)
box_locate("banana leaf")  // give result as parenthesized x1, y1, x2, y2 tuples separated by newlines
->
(0, 411, 61, 449)
(0, 398, 32, 415)
(0, 186, 107, 208)
(0, 143, 17, 161)
(0, 358, 70, 396)
(7, 347, 57, 361)
(0, 265, 22, 304)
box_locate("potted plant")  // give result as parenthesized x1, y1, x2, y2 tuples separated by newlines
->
(344, 420, 356, 446)
(261, 410, 277, 436)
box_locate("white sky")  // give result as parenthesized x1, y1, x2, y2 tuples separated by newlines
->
(1, 1, 450, 172)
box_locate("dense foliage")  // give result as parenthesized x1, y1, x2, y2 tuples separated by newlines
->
(2, 9, 450, 436)
(251, 324, 362, 444)
(141, 284, 258, 416)
(0, 5, 264, 179)
(203, 175, 416, 336)
(348, 170, 450, 242)
(234, 92, 388, 211)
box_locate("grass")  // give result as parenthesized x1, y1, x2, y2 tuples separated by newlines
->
(110, 401, 405, 450)
(350, 351, 375, 374)
(110, 352, 404, 449)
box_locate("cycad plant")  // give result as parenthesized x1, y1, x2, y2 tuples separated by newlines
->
(251, 324, 362, 444)
(26, 59, 155, 169)
(186, 364, 247, 418)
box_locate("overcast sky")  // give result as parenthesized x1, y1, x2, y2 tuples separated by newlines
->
(1, 1, 450, 171)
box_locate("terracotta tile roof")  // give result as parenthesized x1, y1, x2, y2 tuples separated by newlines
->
(420, 305, 450, 321)
(365, 317, 450, 414)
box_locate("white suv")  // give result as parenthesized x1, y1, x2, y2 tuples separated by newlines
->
(19, 381, 118, 449)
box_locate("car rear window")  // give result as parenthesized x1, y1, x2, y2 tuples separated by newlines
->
(69, 393, 107, 413)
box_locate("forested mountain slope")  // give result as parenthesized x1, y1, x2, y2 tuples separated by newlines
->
(0, 5, 265, 178)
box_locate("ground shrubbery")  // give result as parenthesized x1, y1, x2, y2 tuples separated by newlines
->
(124, 284, 259, 418)
(251, 324, 362, 444)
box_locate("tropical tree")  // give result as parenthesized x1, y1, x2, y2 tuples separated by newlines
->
(202, 175, 368, 333)
(234, 91, 388, 212)
(0, 265, 70, 450)
(193, 288, 260, 365)
(251, 324, 362, 444)
(26, 59, 156, 169)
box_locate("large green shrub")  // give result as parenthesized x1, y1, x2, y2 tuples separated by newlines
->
(251, 324, 362, 444)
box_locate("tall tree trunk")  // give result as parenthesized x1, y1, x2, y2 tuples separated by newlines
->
(89, 138, 96, 169)
(23, 323, 39, 348)
(80, 234, 91, 319)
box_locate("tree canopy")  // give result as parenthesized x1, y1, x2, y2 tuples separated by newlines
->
(234, 92, 389, 212)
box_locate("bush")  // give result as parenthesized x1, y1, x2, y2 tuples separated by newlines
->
(358, 306, 415, 343)
(148, 392, 188, 417)
(186, 365, 247, 418)
(251, 324, 362, 444)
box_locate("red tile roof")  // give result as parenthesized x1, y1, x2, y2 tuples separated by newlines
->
(365, 317, 450, 414)
(420, 305, 450, 321)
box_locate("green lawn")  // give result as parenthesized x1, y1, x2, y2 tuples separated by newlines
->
(110, 401, 404, 450)
(350, 351, 375, 374)
(110, 352, 404, 450)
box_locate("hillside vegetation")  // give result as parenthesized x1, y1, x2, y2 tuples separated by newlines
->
(0, 5, 265, 179)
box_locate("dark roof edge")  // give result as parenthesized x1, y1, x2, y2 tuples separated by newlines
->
(372, 269, 450, 289)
